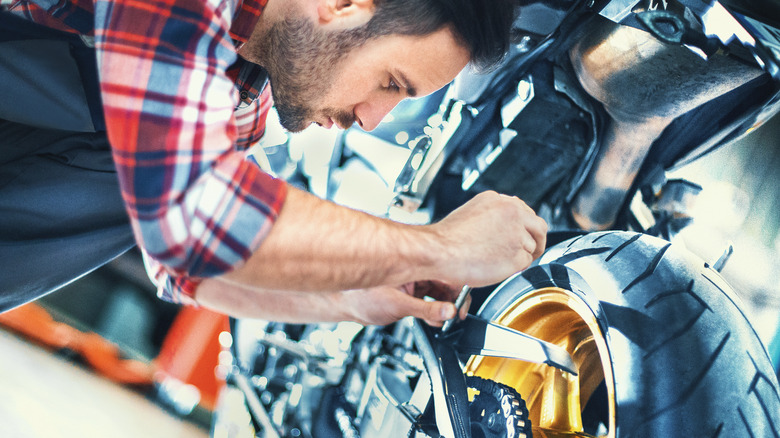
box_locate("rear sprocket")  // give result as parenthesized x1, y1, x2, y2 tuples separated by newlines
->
(467, 375, 532, 438)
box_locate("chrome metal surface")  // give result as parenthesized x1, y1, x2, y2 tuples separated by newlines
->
(234, 373, 281, 438)
(394, 135, 432, 194)
(390, 99, 470, 214)
(358, 359, 418, 437)
(440, 285, 472, 333)
(455, 315, 578, 376)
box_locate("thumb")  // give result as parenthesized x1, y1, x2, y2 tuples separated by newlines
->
(402, 296, 456, 326)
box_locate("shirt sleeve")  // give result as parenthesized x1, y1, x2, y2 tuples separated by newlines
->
(93, 0, 287, 302)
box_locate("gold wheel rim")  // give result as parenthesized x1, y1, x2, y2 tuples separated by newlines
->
(465, 287, 616, 438)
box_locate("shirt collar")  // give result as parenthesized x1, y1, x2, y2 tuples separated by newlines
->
(230, 0, 267, 45)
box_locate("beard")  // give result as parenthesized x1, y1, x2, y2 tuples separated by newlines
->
(258, 17, 366, 132)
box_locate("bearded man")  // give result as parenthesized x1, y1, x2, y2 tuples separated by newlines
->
(0, 0, 547, 325)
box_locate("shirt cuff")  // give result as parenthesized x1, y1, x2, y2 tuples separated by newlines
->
(156, 273, 201, 307)
(141, 249, 200, 306)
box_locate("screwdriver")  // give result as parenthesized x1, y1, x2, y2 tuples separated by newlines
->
(441, 285, 472, 333)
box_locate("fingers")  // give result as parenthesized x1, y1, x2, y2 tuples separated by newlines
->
(411, 280, 459, 301)
(435, 190, 549, 287)
(419, 295, 470, 327)
(399, 294, 456, 327)
(524, 214, 548, 260)
(395, 283, 472, 327)
(405, 281, 472, 327)
(496, 192, 547, 258)
(501, 193, 548, 263)
(349, 285, 461, 326)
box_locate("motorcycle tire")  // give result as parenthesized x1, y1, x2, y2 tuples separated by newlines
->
(466, 231, 780, 437)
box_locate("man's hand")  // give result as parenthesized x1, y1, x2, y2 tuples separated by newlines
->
(428, 191, 547, 287)
(339, 281, 471, 326)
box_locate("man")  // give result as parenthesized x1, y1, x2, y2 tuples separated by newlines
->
(0, 0, 547, 325)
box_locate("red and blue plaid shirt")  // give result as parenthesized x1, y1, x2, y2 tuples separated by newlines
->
(3, 0, 288, 304)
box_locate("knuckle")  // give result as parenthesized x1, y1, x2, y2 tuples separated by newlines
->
(517, 251, 533, 268)
(426, 302, 442, 321)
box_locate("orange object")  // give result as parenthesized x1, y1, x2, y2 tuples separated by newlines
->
(154, 305, 229, 411)
(0, 302, 229, 411)
(0, 303, 155, 385)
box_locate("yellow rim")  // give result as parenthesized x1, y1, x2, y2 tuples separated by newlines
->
(465, 287, 616, 438)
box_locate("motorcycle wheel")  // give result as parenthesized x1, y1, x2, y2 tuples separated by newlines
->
(465, 231, 780, 437)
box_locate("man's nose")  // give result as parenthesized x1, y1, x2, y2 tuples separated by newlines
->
(355, 96, 403, 132)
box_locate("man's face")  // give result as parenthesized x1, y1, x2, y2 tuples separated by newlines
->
(259, 17, 470, 133)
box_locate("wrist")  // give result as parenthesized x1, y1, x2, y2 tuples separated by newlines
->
(383, 221, 448, 286)
(413, 222, 457, 284)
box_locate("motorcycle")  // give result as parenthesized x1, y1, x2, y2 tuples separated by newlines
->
(211, 0, 780, 436)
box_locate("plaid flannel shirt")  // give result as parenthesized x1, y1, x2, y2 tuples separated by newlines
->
(4, 0, 288, 304)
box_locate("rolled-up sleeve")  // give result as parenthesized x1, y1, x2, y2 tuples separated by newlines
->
(94, 0, 286, 303)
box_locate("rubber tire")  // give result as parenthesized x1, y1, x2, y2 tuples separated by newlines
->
(478, 231, 780, 437)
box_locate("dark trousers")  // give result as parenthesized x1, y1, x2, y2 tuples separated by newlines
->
(0, 120, 135, 312)
(0, 11, 134, 312)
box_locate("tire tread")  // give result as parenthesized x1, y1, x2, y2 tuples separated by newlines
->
(621, 243, 670, 294)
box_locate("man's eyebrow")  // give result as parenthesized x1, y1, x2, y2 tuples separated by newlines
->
(396, 70, 417, 97)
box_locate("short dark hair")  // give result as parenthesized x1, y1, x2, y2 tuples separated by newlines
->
(366, 0, 519, 72)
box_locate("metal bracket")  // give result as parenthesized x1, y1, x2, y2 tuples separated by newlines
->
(412, 319, 471, 438)
(392, 135, 433, 213)
(636, 10, 721, 57)
(390, 99, 470, 214)
(450, 315, 578, 376)
(394, 135, 432, 194)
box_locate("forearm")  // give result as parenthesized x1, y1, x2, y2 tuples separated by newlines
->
(219, 185, 444, 292)
(196, 276, 467, 326)
(196, 277, 350, 323)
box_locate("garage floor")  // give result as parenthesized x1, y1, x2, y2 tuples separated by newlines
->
(0, 329, 208, 438)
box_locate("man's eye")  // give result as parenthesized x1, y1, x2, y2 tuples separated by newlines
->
(388, 79, 400, 92)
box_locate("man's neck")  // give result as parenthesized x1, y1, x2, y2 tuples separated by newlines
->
(237, 0, 290, 65)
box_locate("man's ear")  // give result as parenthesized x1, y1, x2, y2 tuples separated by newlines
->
(316, 0, 375, 28)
